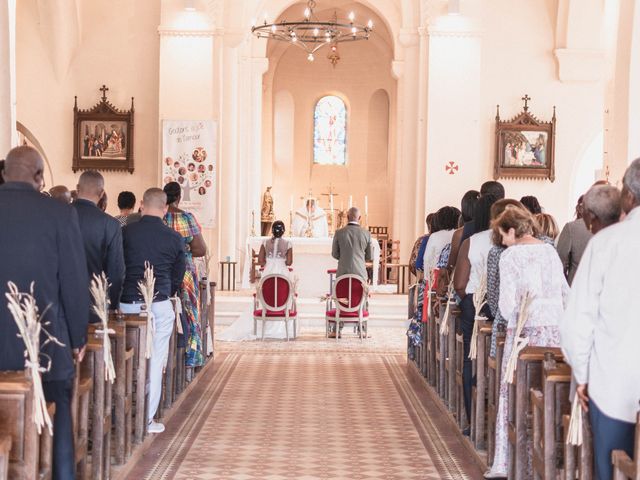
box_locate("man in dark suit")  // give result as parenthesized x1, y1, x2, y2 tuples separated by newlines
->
(120, 188, 185, 434)
(332, 207, 372, 280)
(0, 146, 89, 480)
(73, 170, 125, 319)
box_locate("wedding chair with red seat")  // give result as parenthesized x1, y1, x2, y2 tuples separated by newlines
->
(253, 274, 298, 341)
(325, 274, 369, 340)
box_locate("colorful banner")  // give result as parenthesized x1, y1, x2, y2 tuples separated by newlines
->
(162, 120, 217, 228)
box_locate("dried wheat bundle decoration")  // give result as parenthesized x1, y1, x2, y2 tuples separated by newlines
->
(469, 274, 488, 360)
(440, 279, 455, 336)
(425, 269, 436, 323)
(170, 296, 183, 335)
(5, 282, 64, 435)
(90, 273, 116, 384)
(566, 392, 584, 446)
(204, 249, 212, 306)
(138, 261, 156, 359)
(505, 291, 533, 384)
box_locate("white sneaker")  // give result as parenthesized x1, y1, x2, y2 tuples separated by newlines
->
(148, 421, 165, 434)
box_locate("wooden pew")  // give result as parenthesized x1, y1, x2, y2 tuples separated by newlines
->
(530, 353, 571, 480)
(436, 298, 447, 400)
(97, 315, 134, 465)
(507, 346, 564, 479)
(124, 314, 149, 445)
(160, 326, 177, 416)
(487, 331, 506, 466)
(612, 410, 639, 480)
(0, 435, 10, 480)
(71, 359, 92, 479)
(39, 402, 55, 480)
(109, 314, 135, 465)
(207, 281, 216, 358)
(471, 319, 493, 451)
(563, 410, 593, 480)
(82, 334, 112, 480)
(455, 313, 467, 430)
(0, 371, 54, 480)
(446, 304, 460, 414)
(426, 291, 438, 387)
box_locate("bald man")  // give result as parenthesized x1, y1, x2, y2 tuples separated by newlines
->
(121, 188, 185, 434)
(49, 185, 72, 204)
(332, 207, 373, 281)
(73, 170, 124, 321)
(0, 146, 89, 479)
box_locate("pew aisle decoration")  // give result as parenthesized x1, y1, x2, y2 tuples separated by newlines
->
(90, 273, 116, 384)
(204, 249, 212, 306)
(426, 269, 435, 323)
(5, 282, 63, 435)
(504, 291, 533, 383)
(566, 392, 584, 446)
(170, 296, 183, 334)
(469, 274, 488, 360)
(138, 261, 156, 359)
(440, 280, 455, 336)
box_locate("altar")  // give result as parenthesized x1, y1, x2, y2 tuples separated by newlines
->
(242, 236, 381, 297)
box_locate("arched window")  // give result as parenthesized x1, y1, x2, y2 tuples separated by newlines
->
(313, 95, 347, 165)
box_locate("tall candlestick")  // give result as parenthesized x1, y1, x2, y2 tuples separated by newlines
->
(364, 195, 369, 215)
(349, 195, 353, 209)
(290, 195, 294, 212)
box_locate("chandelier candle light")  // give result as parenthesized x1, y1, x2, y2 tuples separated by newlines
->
(252, 0, 373, 63)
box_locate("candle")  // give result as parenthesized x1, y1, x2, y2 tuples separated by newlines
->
(330, 194, 334, 213)
(365, 195, 369, 215)
(290, 195, 294, 212)
(349, 195, 353, 208)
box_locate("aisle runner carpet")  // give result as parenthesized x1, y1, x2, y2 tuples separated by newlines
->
(129, 352, 481, 480)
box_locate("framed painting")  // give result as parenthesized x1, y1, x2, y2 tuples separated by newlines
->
(494, 95, 556, 182)
(73, 85, 135, 173)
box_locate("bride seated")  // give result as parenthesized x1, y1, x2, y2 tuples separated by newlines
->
(218, 221, 295, 341)
(258, 220, 292, 275)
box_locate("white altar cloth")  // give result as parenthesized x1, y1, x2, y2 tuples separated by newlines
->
(242, 236, 381, 297)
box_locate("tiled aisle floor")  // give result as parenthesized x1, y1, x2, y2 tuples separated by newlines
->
(126, 330, 483, 480)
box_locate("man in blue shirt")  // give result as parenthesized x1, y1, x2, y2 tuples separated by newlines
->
(121, 188, 186, 433)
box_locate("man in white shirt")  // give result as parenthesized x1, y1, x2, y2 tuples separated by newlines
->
(560, 158, 640, 480)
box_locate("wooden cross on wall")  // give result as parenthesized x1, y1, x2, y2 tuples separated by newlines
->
(100, 85, 109, 102)
(522, 94, 531, 112)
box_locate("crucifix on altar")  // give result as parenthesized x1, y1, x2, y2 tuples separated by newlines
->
(320, 183, 339, 235)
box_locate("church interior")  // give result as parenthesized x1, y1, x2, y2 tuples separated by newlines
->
(0, 0, 639, 479)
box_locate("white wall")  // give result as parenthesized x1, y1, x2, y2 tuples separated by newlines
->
(421, 0, 605, 229)
(16, 0, 161, 214)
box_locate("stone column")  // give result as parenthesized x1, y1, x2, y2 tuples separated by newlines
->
(0, 0, 16, 155)
(219, 41, 240, 261)
(392, 30, 420, 261)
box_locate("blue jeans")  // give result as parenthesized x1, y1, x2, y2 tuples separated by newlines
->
(590, 399, 635, 480)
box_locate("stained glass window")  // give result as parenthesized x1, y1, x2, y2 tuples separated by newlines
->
(313, 95, 347, 165)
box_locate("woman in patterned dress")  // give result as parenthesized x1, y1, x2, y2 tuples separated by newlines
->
(163, 182, 208, 368)
(485, 205, 569, 479)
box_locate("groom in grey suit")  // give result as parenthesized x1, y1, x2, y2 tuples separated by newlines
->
(332, 207, 372, 281)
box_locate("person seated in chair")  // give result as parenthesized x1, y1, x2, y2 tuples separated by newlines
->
(331, 208, 372, 338)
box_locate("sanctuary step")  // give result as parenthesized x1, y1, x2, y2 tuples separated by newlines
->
(215, 291, 409, 329)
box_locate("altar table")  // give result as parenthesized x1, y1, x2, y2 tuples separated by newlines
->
(242, 236, 381, 297)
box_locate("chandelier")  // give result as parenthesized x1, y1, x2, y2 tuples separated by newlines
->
(251, 0, 374, 63)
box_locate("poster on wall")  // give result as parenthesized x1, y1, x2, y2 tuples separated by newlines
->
(161, 120, 217, 228)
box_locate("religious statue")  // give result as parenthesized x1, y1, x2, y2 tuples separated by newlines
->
(292, 197, 329, 237)
(261, 186, 275, 236)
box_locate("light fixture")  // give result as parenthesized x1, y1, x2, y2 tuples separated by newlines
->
(252, 0, 373, 62)
(327, 43, 340, 67)
(184, 0, 196, 12)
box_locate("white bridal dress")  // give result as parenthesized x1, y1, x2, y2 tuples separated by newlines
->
(217, 237, 294, 341)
